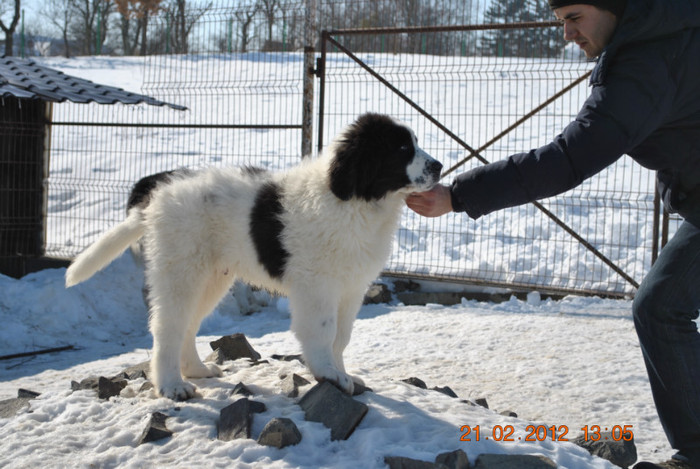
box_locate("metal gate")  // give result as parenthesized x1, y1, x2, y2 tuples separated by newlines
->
(316, 22, 672, 298)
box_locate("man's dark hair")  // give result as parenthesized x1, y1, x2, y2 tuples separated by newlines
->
(548, 0, 627, 18)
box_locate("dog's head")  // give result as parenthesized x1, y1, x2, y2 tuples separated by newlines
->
(329, 113, 443, 201)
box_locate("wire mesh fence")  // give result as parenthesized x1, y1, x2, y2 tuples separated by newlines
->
(16, 0, 675, 296)
(316, 23, 669, 297)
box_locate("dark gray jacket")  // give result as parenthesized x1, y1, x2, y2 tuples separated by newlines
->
(451, 0, 700, 223)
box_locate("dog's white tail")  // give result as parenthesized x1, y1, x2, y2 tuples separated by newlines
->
(65, 211, 146, 287)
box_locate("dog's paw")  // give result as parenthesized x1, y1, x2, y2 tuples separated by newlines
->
(158, 380, 198, 401)
(314, 367, 355, 395)
(183, 362, 223, 379)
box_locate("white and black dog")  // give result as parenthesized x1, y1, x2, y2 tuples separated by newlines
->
(65, 113, 442, 400)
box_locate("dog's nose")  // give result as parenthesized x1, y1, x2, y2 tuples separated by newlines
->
(430, 160, 443, 176)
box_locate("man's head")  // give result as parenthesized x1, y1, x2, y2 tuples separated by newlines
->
(549, 1, 624, 58)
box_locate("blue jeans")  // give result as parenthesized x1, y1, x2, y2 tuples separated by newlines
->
(633, 220, 700, 458)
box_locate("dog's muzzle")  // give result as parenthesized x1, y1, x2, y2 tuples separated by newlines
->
(427, 159, 443, 183)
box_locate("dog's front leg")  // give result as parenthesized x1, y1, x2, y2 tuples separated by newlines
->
(288, 289, 354, 395)
(334, 292, 365, 388)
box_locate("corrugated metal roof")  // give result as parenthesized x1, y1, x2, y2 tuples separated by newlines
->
(0, 56, 187, 110)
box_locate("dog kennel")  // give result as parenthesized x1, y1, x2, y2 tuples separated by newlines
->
(0, 56, 184, 278)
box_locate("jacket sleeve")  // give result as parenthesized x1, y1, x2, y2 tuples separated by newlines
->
(451, 43, 677, 220)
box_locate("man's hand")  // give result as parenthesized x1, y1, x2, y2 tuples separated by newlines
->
(406, 184, 453, 217)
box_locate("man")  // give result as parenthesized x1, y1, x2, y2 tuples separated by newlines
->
(406, 1, 700, 468)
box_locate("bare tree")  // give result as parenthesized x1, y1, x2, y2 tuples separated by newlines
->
(70, 0, 114, 55)
(161, 0, 211, 54)
(0, 0, 21, 56)
(114, 0, 162, 55)
(234, 4, 258, 53)
(259, 0, 278, 45)
(66, 0, 114, 55)
(41, 0, 75, 57)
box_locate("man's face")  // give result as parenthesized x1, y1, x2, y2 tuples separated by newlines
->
(554, 4, 618, 58)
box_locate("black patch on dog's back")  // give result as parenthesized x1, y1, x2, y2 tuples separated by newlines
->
(127, 168, 192, 212)
(250, 182, 289, 279)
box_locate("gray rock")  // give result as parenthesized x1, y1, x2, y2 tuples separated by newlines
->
(257, 417, 302, 448)
(384, 456, 447, 469)
(111, 371, 131, 381)
(249, 400, 267, 413)
(71, 377, 100, 391)
(210, 334, 261, 361)
(499, 410, 518, 418)
(392, 279, 420, 293)
(473, 454, 557, 469)
(573, 431, 637, 468)
(217, 398, 267, 441)
(364, 283, 392, 304)
(231, 382, 254, 397)
(281, 373, 311, 398)
(98, 377, 127, 400)
(473, 398, 489, 409)
(139, 382, 153, 393)
(205, 348, 227, 365)
(120, 361, 150, 380)
(435, 449, 470, 469)
(17, 389, 41, 399)
(271, 353, 304, 364)
(70, 376, 127, 399)
(0, 397, 32, 418)
(138, 412, 173, 445)
(298, 381, 368, 441)
(401, 377, 427, 389)
(431, 386, 458, 398)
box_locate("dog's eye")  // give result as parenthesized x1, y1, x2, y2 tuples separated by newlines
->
(399, 144, 411, 153)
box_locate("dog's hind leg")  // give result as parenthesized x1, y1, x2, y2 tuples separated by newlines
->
(149, 295, 198, 401)
(181, 323, 222, 379)
(289, 287, 354, 395)
(181, 273, 232, 379)
(148, 270, 213, 400)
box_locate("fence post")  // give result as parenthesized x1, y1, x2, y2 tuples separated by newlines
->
(301, 0, 317, 158)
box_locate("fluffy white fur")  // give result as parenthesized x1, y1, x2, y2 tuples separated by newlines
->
(66, 114, 441, 400)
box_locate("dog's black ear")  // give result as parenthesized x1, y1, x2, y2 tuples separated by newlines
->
(329, 134, 360, 201)
(329, 114, 386, 201)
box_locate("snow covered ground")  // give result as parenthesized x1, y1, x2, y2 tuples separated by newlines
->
(0, 254, 671, 468)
